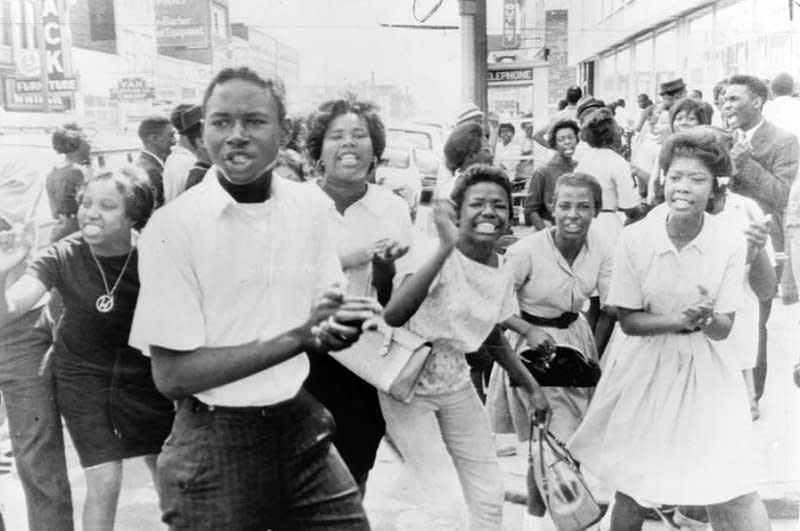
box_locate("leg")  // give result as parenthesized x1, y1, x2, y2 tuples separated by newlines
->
(753, 297, 773, 401)
(143, 454, 160, 498)
(608, 491, 648, 531)
(83, 461, 123, 531)
(706, 492, 770, 531)
(0, 310, 73, 531)
(436, 384, 504, 531)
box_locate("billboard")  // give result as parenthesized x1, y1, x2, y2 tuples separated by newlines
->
(155, 0, 209, 50)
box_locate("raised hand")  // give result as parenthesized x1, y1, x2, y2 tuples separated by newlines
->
(432, 199, 459, 250)
(0, 224, 33, 275)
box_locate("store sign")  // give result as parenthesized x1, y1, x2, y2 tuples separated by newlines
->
(43, 0, 65, 78)
(502, 0, 519, 49)
(487, 68, 533, 84)
(111, 77, 154, 102)
(4, 78, 72, 111)
(155, 0, 208, 49)
(14, 77, 79, 94)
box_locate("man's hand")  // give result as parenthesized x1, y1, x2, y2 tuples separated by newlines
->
(310, 296, 384, 352)
(730, 139, 752, 173)
(372, 238, 410, 263)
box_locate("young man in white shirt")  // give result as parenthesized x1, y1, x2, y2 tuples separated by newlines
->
(130, 67, 377, 530)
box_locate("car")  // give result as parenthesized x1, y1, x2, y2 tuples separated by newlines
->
(375, 144, 444, 221)
(0, 133, 141, 247)
(385, 122, 447, 202)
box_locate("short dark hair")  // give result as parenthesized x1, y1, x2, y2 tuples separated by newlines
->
(727, 75, 769, 108)
(499, 123, 515, 135)
(202, 66, 287, 122)
(552, 172, 603, 215)
(305, 94, 386, 164)
(450, 163, 512, 216)
(557, 99, 568, 111)
(659, 129, 732, 182)
(713, 78, 729, 106)
(547, 119, 580, 149)
(771, 73, 795, 97)
(668, 97, 711, 129)
(51, 123, 85, 154)
(78, 166, 155, 230)
(137, 116, 171, 142)
(689, 89, 703, 99)
(566, 85, 583, 105)
(443, 122, 485, 173)
(580, 108, 619, 149)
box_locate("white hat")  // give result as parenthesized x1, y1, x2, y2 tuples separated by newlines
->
(455, 103, 484, 126)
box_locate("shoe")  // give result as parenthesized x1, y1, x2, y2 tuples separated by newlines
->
(674, 509, 710, 530)
(751, 402, 761, 421)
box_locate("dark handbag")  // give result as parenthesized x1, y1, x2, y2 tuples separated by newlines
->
(528, 421, 603, 531)
(519, 344, 601, 387)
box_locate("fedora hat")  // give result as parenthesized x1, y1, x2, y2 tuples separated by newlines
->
(659, 78, 687, 96)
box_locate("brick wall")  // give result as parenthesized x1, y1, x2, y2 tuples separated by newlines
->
(545, 9, 575, 108)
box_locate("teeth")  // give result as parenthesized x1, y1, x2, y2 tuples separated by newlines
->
(228, 153, 250, 165)
(82, 225, 102, 236)
(339, 154, 358, 163)
(475, 222, 496, 234)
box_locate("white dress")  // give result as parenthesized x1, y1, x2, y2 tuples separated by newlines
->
(574, 146, 640, 251)
(567, 207, 756, 505)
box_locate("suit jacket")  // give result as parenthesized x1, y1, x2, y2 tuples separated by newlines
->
(135, 151, 165, 208)
(730, 120, 799, 250)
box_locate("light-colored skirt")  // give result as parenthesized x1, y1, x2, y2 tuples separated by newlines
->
(567, 329, 757, 505)
(487, 314, 597, 443)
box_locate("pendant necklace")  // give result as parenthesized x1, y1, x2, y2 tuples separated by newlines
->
(89, 246, 134, 313)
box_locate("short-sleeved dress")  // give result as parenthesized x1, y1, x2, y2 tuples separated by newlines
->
(27, 233, 174, 468)
(488, 225, 613, 442)
(45, 162, 90, 242)
(574, 146, 640, 250)
(567, 207, 755, 506)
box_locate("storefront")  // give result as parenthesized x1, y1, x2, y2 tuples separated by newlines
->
(569, 0, 800, 104)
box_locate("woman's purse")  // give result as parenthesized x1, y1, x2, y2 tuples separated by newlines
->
(518, 343, 601, 387)
(328, 320, 433, 403)
(528, 421, 603, 531)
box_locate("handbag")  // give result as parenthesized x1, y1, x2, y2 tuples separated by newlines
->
(328, 320, 433, 403)
(528, 421, 603, 531)
(518, 343, 601, 387)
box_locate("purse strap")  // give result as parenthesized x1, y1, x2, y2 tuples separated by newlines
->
(529, 419, 580, 508)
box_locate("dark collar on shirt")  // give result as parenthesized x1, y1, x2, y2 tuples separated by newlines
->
(216, 168, 272, 203)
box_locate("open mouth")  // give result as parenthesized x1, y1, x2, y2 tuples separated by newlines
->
(225, 152, 253, 169)
(338, 153, 360, 166)
(82, 224, 102, 237)
(671, 197, 692, 209)
(475, 222, 498, 234)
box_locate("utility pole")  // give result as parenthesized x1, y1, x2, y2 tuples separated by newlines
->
(459, 0, 487, 115)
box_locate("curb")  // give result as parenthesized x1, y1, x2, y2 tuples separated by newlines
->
(504, 490, 800, 520)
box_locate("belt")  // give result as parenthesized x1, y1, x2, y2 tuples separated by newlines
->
(676, 327, 702, 335)
(600, 209, 617, 213)
(186, 392, 304, 418)
(521, 311, 579, 330)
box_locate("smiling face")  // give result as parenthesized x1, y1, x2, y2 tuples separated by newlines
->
(457, 181, 509, 245)
(319, 112, 374, 183)
(664, 156, 715, 219)
(203, 79, 284, 184)
(552, 185, 595, 243)
(722, 83, 762, 131)
(672, 109, 700, 133)
(78, 179, 134, 247)
(553, 126, 577, 159)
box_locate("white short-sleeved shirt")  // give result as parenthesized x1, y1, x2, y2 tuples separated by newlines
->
(162, 145, 196, 203)
(575, 146, 639, 211)
(608, 205, 746, 317)
(506, 225, 613, 316)
(398, 249, 519, 395)
(129, 167, 344, 406)
(307, 182, 414, 297)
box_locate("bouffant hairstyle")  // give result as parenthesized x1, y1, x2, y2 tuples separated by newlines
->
(552, 172, 603, 216)
(668, 97, 712, 129)
(51, 123, 85, 154)
(727, 75, 769, 109)
(771, 73, 795, 97)
(450, 164, 512, 216)
(304, 94, 386, 164)
(580, 107, 620, 149)
(547, 119, 580, 149)
(78, 166, 155, 230)
(202, 66, 287, 123)
(443, 122, 486, 173)
(659, 129, 732, 187)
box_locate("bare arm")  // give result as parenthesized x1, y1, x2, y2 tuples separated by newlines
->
(0, 274, 49, 328)
(593, 309, 616, 355)
(532, 125, 550, 149)
(383, 245, 451, 327)
(617, 307, 734, 341)
(748, 249, 777, 301)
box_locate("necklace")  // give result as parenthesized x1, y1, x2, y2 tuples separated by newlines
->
(89, 246, 134, 313)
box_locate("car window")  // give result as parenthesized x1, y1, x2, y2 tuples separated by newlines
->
(379, 147, 410, 169)
(386, 129, 433, 150)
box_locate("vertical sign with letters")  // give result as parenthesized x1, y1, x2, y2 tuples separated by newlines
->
(42, 0, 64, 79)
(503, 0, 518, 49)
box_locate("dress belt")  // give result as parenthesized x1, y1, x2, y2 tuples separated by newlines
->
(520, 311, 579, 329)
(600, 209, 617, 213)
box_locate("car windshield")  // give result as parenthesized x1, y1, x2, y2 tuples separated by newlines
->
(379, 147, 410, 169)
(386, 129, 432, 150)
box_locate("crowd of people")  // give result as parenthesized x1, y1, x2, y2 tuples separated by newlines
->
(0, 64, 797, 531)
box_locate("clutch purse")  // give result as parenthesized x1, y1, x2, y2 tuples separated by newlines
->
(519, 343, 601, 387)
(328, 320, 433, 403)
(528, 422, 603, 531)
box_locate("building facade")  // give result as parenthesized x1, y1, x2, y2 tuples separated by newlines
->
(230, 23, 298, 89)
(568, 0, 800, 104)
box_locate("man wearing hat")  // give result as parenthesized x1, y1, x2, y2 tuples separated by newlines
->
(455, 103, 485, 126)
(659, 78, 687, 109)
(164, 104, 202, 203)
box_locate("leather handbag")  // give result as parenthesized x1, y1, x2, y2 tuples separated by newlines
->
(518, 343, 601, 387)
(328, 320, 433, 403)
(528, 422, 603, 531)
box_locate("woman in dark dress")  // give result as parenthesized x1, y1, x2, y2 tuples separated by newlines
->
(0, 166, 173, 531)
(303, 96, 413, 496)
(46, 123, 92, 242)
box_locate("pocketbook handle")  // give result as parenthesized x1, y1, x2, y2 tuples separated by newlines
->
(380, 326, 394, 357)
